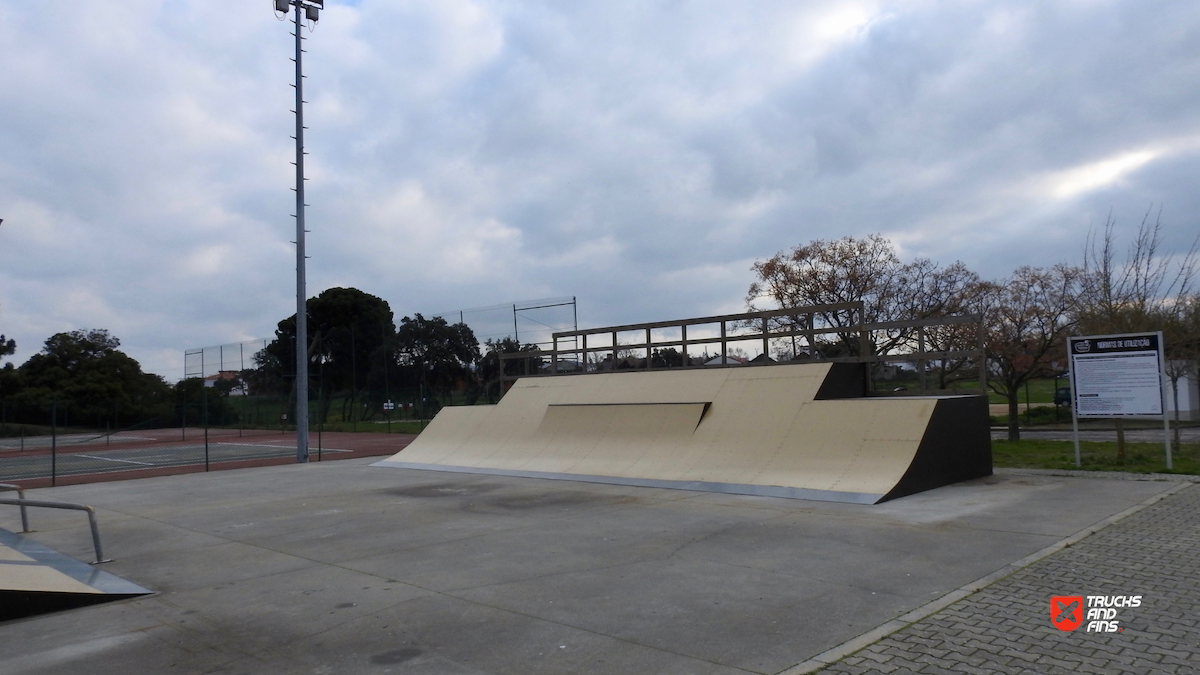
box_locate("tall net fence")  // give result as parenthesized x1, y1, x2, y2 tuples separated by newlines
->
(432, 297, 578, 351)
(183, 339, 270, 381)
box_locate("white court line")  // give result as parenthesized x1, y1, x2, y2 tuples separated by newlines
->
(75, 454, 155, 467)
(215, 442, 351, 453)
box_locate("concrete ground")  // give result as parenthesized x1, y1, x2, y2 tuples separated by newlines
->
(0, 459, 1189, 675)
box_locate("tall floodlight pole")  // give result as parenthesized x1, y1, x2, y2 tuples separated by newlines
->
(276, 0, 323, 463)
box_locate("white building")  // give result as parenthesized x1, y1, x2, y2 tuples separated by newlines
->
(1165, 360, 1199, 421)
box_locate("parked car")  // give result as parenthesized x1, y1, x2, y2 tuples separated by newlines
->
(1054, 387, 1072, 407)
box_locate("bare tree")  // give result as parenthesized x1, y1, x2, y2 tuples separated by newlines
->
(1162, 293, 1200, 448)
(982, 265, 1083, 442)
(1078, 207, 1198, 334)
(1076, 208, 1199, 457)
(747, 235, 979, 361)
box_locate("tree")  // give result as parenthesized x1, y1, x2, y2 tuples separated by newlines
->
(747, 234, 980, 374)
(256, 287, 396, 422)
(0, 335, 19, 403)
(394, 314, 480, 400)
(980, 265, 1083, 442)
(1077, 208, 1198, 335)
(1162, 294, 1200, 448)
(174, 377, 238, 427)
(478, 337, 542, 398)
(1076, 209, 1199, 457)
(16, 329, 173, 426)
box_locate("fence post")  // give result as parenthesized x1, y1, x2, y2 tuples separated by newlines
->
(181, 388, 187, 441)
(51, 397, 57, 487)
(203, 386, 209, 471)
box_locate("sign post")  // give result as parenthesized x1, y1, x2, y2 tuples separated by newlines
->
(1067, 332, 1171, 469)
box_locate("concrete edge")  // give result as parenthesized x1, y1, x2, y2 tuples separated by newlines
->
(995, 467, 1200, 482)
(370, 460, 885, 504)
(774, 480, 1196, 675)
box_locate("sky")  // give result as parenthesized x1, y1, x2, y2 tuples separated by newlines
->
(1, 0, 1198, 381)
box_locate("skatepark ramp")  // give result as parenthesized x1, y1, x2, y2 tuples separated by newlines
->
(0, 528, 150, 622)
(374, 362, 991, 504)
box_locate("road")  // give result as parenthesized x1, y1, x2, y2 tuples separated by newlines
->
(991, 427, 1200, 442)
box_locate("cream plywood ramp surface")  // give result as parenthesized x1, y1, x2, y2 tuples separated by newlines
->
(374, 363, 992, 503)
(1, 527, 151, 622)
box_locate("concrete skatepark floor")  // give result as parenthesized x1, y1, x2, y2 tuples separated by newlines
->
(0, 458, 1188, 675)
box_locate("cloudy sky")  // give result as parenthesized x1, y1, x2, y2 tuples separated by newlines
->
(1, 0, 1198, 379)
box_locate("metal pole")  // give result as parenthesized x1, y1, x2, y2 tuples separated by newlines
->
(293, 2, 310, 463)
(203, 386, 210, 471)
(240, 342, 245, 437)
(51, 397, 57, 487)
(0, 484, 31, 533)
(383, 323, 391, 435)
(318, 360, 323, 461)
(351, 325, 357, 432)
(1159, 331, 1172, 470)
(1067, 341, 1081, 468)
(513, 304, 519, 343)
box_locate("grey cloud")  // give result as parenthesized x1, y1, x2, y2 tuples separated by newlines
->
(2, 0, 1198, 377)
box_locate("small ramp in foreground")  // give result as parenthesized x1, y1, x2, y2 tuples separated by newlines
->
(0, 528, 150, 622)
(374, 362, 991, 503)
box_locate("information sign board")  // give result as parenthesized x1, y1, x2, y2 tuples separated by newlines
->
(1067, 333, 1164, 418)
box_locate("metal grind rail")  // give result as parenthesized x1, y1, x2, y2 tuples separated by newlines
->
(0, 488, 109, 564)
(0, 483, 30, 532)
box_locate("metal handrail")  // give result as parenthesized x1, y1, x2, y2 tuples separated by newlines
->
(0, 497, 110, 564)
(0, 483, 30, 532)
(496, 305, 987, 396)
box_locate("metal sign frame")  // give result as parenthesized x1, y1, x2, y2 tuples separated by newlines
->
(1066, 331, 1171, 469)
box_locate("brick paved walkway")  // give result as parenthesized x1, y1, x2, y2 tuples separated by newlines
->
(812, 483, 1200, 674)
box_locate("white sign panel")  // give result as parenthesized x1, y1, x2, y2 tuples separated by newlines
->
(1068, 333, 1164, 418)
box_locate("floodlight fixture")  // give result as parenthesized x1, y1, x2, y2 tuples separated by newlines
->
(275, 0, 325, 463)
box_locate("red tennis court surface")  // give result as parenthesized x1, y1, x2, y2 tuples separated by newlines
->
(0, 429, 416, 489)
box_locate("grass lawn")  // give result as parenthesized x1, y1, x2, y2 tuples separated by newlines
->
(948, 378, 1066, 405)
(992, 439, 1200, 475)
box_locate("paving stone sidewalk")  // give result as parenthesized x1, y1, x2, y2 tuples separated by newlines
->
(816, 483, 1200, 674)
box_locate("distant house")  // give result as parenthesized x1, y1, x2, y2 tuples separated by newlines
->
(1166, 360, 1199, 420)
(204, 370, 247, 395)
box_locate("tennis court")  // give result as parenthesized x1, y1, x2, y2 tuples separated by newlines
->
(0, 429, 412, 486)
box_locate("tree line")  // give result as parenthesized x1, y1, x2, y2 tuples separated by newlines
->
(0, 288, 537, 434)
(2, 211, 1195, 442)
(245, 286, 528, 424)
(747, 212, 1199, 442)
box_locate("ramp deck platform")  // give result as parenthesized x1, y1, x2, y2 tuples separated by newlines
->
(374, 363, 991, 503)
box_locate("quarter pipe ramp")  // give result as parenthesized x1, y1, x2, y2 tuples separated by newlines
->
(373, 363, 991, 503)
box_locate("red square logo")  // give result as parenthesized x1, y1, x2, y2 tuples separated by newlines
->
(1051, 595, 1084, 631)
